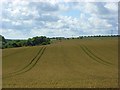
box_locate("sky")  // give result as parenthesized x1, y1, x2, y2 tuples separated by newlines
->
(0, 0, 119, 39)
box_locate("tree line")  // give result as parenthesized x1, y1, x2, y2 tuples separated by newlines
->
(0, 35, 50, 49)
(0, 34, 119, 49)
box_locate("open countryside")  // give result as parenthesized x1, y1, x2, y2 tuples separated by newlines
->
(1, 1, 119, 88)
(3, 37, 118, 88)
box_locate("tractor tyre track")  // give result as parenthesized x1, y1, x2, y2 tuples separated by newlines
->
(6, 47, 43, 75)
(80, 45, 111, 66)
(83, 45, 113, 65)
(3, 47, 46, 79)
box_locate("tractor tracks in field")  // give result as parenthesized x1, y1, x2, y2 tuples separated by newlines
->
(80, 45, 113, 66)
(3, 46, 46, 79)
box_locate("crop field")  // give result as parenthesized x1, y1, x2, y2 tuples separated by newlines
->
(2, 37, 118, 88)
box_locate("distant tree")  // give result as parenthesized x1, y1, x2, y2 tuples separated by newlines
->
(26, 38, 33, 46)
(80, 36, 83, 39)
(1, 35, 51, 49)
(31, 36, 50, 46)
(0, 35, 6, 48)
(98, 35, 101, 37)
(12, 43, 19, 47)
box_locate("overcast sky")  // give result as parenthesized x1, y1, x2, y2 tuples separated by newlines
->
(1, 0, 118, 39)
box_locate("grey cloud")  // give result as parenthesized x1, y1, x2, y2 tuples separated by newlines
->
(34, 14, 59, 22)
(93, 2, 110, 14)
(1, 19, 45, 30)
(29, 2, 59, 12)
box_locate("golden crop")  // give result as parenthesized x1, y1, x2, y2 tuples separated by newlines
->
(2, 37, 118, 88)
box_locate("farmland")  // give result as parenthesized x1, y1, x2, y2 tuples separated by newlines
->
(2, 37, 118, 88)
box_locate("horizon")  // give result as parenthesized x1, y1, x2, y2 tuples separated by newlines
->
(1, 0, 118, 39)
(1, 34, 119, 40)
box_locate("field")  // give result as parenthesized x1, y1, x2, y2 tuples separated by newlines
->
(2, 37, 118, 88)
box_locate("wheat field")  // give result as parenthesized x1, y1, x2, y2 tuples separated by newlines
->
(2, 37, 118, 88)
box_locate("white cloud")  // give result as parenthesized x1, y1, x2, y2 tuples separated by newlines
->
(104, 3, 118, 12)
(84, 3, 98, 14)
(12, 21, 21, 26)
(2, 29, 28, 39)
(88, 17, 112, 29)
(58, 3, 70, 11)
(1, 1, 118, 39)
